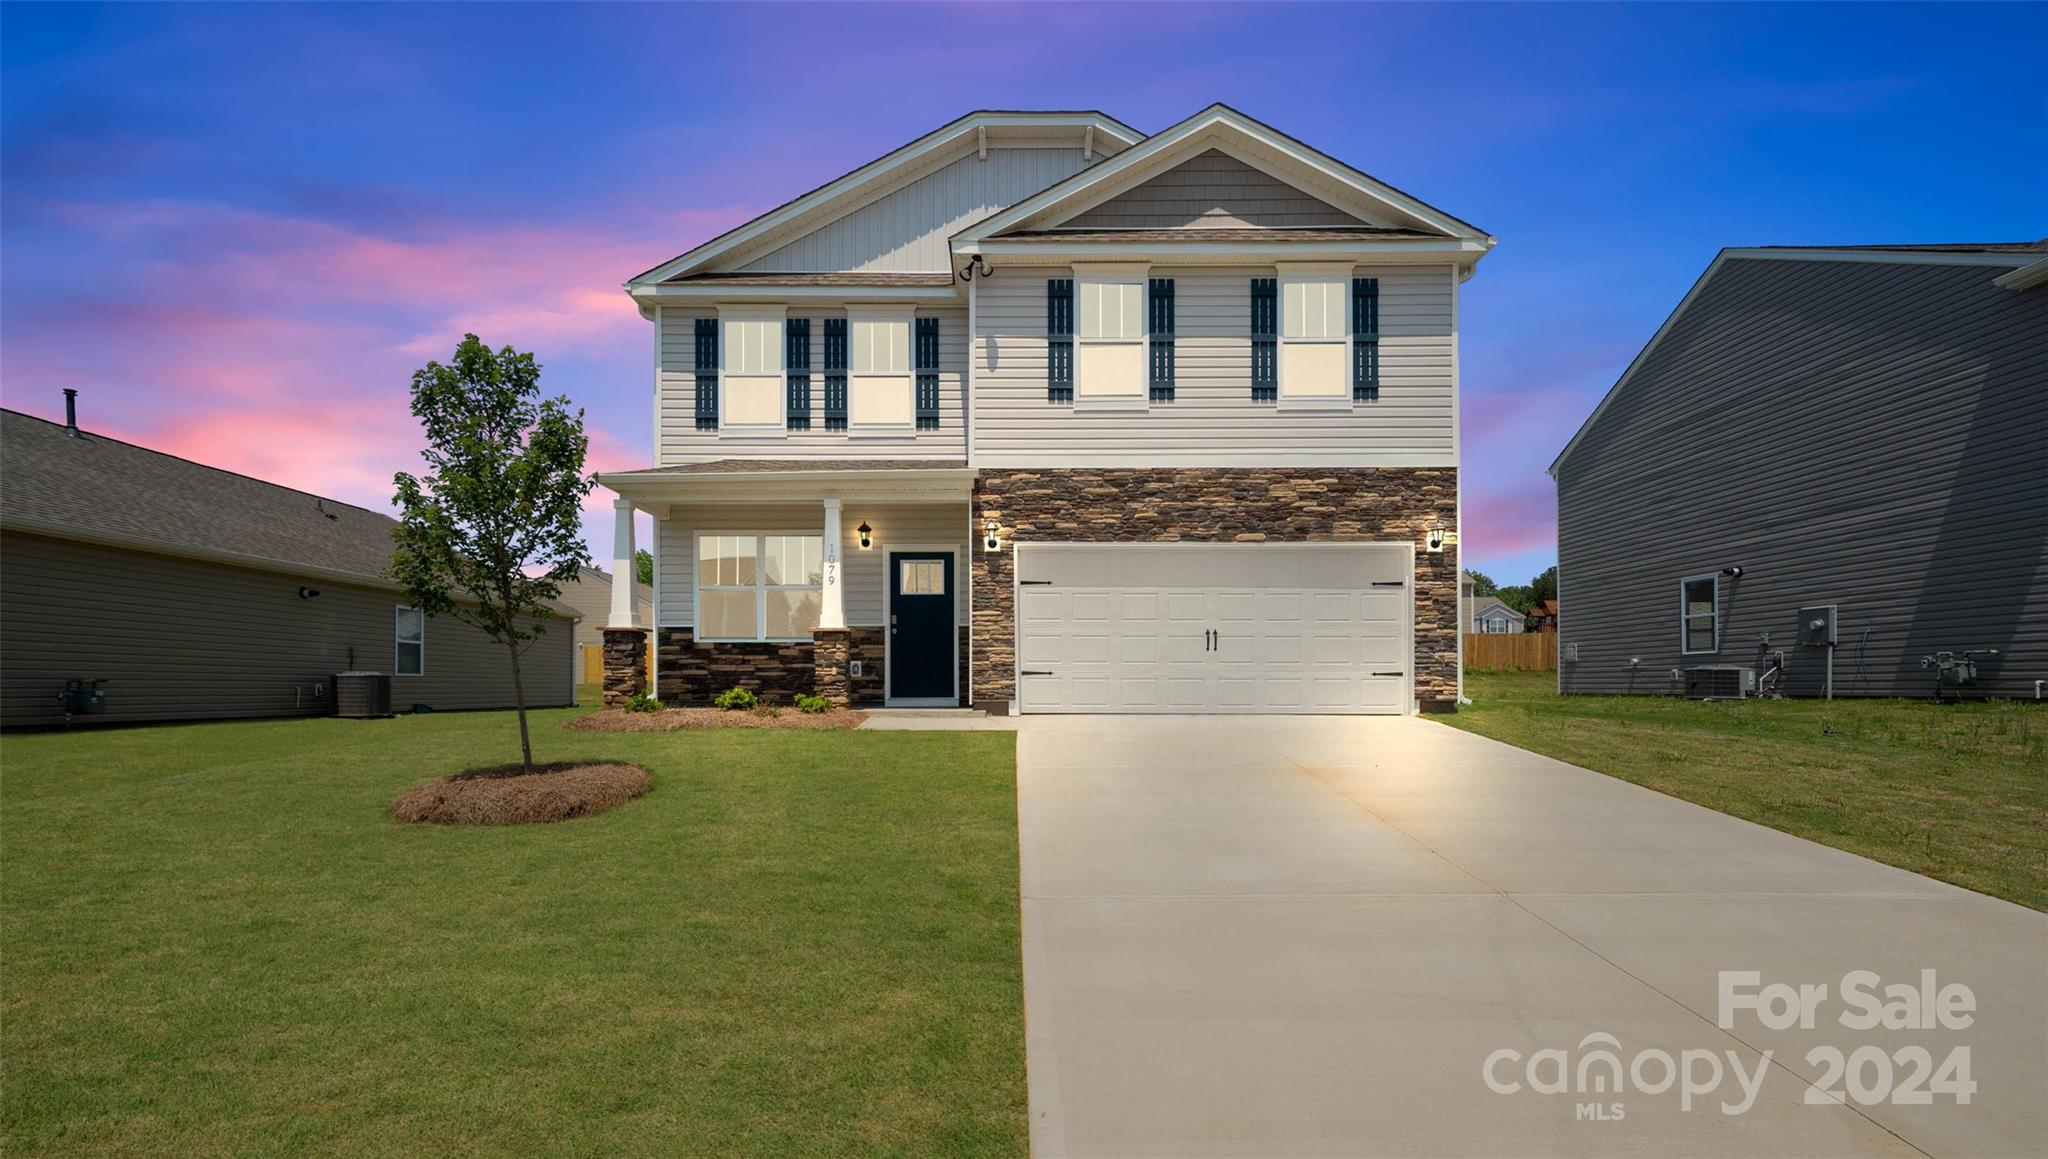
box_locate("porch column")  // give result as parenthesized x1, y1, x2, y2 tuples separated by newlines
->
(608, 498, 640, 628)
(820, 498, 846, 630)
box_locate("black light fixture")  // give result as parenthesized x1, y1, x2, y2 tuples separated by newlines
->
(1721, 566, 1745, 579)
(983, 520, 1002, 552)
(959, 254, 993, 281)
(298, 586, 321, 599)
(856, 521, 873, 550)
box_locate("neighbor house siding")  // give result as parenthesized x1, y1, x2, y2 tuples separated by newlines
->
(1064, 148, 1365, 230)
(656, 305, 968, 465)
(0, 531, 576, 727)
(655, 502, 969, 628)
(1555, 256, 2048, 698)
(973, 264, 1456, 465)
(737, 147, 1092, 273)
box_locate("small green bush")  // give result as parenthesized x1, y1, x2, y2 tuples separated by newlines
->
(622, 693, 662, 714)
(713, 686, 757, 711)
(794, 694, 832, 715)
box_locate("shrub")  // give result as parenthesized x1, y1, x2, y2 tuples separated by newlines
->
(622, 693, 662, 714)
(713, 686, 757, 711)
(794, 693, 832, 715)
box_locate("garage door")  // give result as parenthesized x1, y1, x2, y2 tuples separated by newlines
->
(1016, 544, 1412, 714)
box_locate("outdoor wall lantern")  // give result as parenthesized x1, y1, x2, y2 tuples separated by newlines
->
(298, 586, 321, 599)
(1425, 526, 1447, 553)
(856, 522, 873, 550)
(983, 520, 1003, 552)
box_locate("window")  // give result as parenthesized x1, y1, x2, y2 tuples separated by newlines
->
(394, 607, 424, 676)
(698, 533, 824, 641)
(1681, 575, 1719, 654)
(1480, 612, 1515, 634)
(848, 309, 912, 430)
(898, 558, 946, 595)
(719, 309, 784, 430)
(1075, 267, 1146, 400)
(1279, 265, 1349, 401)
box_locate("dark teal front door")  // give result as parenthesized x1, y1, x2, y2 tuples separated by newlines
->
(889, 551, 954, 701)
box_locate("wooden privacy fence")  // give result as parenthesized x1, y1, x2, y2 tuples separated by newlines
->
(580, 641, 653, 686)
(1464, 632, 1556, 672)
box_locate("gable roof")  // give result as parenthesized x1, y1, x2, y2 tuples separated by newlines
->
(627, 110, 1141, 287)
(952, 103, 1492, 249)
(1548, 243, 2048, 476)
(1470, 596, 1524, 620)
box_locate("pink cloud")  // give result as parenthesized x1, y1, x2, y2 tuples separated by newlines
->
(1463, 484, 1557, 559)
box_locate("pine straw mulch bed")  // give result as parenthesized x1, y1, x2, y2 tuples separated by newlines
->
(391, 761, 651, 825)
(566, 706, 868, 732)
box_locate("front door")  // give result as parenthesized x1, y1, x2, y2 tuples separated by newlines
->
(889, 551, 955, 701)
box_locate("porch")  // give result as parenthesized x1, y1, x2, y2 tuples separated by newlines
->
(596, 462, 975, 709)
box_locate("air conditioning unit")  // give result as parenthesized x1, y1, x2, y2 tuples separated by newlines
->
(334, 671, 393, 718)
(1684, 665, 1756, 700)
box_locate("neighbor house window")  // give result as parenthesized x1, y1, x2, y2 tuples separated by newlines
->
(1481, 613, 1514, 633)
(1278, 263, 1351, 402)
(697, 533, 824, 641)
(395, 607, 425, 676)
(1075, 264, 1148, 402)
(1681, 575, 1719, 654)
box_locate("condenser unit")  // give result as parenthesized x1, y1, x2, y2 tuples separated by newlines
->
(1683, 665, 1756, 700)
(334, 671, 393, 718)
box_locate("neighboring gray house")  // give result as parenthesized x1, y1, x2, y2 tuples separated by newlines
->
(0, 405, 578, 726)
(1550, 243, 2047, 698)
(557, 566, 652, 650)
(1469, 597, 1525, 634)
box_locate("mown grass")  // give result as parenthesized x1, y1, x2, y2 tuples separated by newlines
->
(1442, 670, 2048, 910)
(1, 706, 1023, 1156)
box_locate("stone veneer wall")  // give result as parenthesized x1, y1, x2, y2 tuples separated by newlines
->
(601, 628, 649, 707)
(970, 468, 1460, 711)
(651, 624, 924, 706)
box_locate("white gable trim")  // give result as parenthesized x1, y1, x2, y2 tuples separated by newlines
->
(1547, 246, 2045, 477)
(628, 112, 1141, 288)
(952, 104, 1492, 246)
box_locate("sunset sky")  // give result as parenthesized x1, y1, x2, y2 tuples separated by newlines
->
(4, 2, 2042, 585)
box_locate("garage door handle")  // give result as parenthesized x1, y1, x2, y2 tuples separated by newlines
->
(1372, 671, 1405, 677)
(1021, 670, 1054, 677)
(1371, 581, 1406, 588)
(1020, 580, 1052, 586)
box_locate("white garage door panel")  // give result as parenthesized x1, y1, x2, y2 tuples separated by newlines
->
(1017, 545, 1412, 715)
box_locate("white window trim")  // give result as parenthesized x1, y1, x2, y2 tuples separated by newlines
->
(1680, 573, 1720, 655)
(693, 530, 826, 643)
(845, 305, 916, 437)
(1072, 262, 1150, 411)
(717, 304, 788, 439)
(1275, 261, 1355, 413)
(394, 606, 425, 677)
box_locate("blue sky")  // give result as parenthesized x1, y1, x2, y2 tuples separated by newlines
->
(4, 2, 2042, 582)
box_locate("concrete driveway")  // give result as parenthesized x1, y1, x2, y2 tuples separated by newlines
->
(1016, 715, 2047, 1158)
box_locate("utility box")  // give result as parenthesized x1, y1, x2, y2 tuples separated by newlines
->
(1798, 605, 1837, 648)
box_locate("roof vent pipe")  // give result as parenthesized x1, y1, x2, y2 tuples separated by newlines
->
(63, 388, 80, 437)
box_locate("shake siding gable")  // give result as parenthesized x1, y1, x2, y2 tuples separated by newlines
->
(973, 265, 1456, 466)
(1064, 148, 1372, 230)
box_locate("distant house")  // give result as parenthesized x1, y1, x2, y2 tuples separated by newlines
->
(1527, 599, 1559, 634)
(1470, 597, 1525, 634)
(1549, 243, 2047, 698)
(0, 404, 578, 726)
(556, 566, 652, 651)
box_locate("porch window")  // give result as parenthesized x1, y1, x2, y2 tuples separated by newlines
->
(698, 533, 825, 641)
(394, 606, 425, 676)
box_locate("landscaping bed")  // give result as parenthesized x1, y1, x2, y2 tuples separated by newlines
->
(568, 705, 867, 731)
(391, 760, 651, 824)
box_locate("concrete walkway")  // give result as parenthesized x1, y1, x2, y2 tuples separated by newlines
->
(1016, 714, 2047, 1158)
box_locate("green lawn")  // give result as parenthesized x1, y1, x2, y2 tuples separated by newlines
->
(1442, 670, 2048, 911)
(2, 707, 1023, 1156)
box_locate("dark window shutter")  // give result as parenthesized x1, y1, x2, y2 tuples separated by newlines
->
(1352, 277, 1380, 403)
(1148, 277, 1176, 402)
(914, 316, 940, 431)
(821, 317, 848, 430)
(785, 318, 812, 430)
(693, 317, 719, 429)
(1250, 278, 1277, 402)
(1047, 278, 1074, 403)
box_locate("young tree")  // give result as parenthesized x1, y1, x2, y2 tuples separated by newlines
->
(1529, 564, 1558, 606)
(389, 334, 594, 773)
(634, 548, 654, 587)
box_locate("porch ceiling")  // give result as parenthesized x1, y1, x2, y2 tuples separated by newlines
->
(597, 462, 974, 514)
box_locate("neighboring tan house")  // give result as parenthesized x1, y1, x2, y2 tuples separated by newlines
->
(0, 404, 578, 726)
(597, 105, 1493, 714)
(1470, 597, 1525, 634)
(557, 566, 652, 650)
(1550, 243, 2048, 698)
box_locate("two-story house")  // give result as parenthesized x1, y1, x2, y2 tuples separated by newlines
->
(597, 105, 1493, 715)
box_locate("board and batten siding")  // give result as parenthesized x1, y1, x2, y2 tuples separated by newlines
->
(973, 264, 1456, 466)
(738, 148, 1091, 274)
(1555, 256, 2048, 699)
(656, 305, 968, 465)
(656, 502, 969, 629)
(1065, 149, 1366, 230)
(0, 531, 576, 727)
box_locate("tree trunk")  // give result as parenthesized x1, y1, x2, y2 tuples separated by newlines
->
(506, 634, 533, 774)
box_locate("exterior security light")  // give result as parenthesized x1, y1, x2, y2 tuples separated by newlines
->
(1425, 526, 1447, 553)
(984, 520, 1002, 552)
(298, 587, 321, 599)
(856, 522, 872, 550)
(1721, 566, 1744, 579)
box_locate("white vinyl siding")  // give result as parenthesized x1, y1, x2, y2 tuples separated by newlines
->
(658, 306, 967, 464)
(974, 265, 1456, 466)
(658, 502, 968, 628)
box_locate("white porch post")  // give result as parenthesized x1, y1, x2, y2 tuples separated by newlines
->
(820, 498, 846, 630)
(608, 498, 639, 628)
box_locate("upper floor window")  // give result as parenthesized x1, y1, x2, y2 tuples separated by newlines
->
(698, 533, 825, 641)
(1073, 264, 1149, 404)
(847, 308, 912, 432)
(1277, 263, 1351, 403)
(718, 306, 787, 433)
(1680, 575, 1718, 654)
(394, 606, 425, 676)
